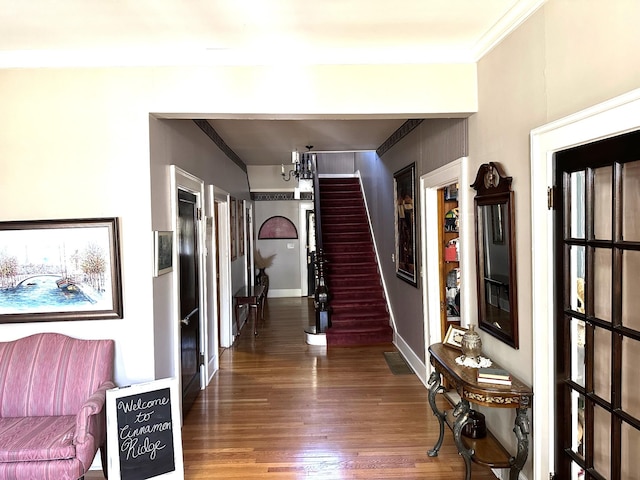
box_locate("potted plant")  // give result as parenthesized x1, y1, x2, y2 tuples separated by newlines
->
(254, 249, 276, 296)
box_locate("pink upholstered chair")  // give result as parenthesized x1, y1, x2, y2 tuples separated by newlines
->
(0, 333, 115, 480)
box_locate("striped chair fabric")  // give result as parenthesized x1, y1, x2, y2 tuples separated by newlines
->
(0, 333, 115, 480)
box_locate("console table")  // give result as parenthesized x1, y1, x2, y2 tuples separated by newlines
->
(427, 343, 533, 480)
(234, 285, 266, 336)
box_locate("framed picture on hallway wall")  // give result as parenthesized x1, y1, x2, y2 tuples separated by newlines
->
(230, 197, 237, 260)
(394, 163, 417, 287)
(238, 200, 245, 256)
(0, 217, 123, 323)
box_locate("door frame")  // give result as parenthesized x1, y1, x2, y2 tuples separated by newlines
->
(204, 185, 220, 382)
(171, 166, 207, 401)
(419, 156, 472, 382)
(211, 186, 234, 348)
(530, 88, 640, 478)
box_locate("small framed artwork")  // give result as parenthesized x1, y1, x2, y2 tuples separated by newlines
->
(443, 325, 468, 350)
(154, 231, 173, 276)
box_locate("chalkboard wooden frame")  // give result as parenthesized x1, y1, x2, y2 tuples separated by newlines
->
(106, 378, 184, 480)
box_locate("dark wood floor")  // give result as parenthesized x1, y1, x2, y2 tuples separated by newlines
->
(90, 297, 498, 479)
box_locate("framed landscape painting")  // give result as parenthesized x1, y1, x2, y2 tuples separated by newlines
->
(0, 217, 123, 323)
(394, 163, 417, 287)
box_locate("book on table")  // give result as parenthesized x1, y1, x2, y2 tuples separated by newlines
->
(477, 376, 512, 386)
(477, 368, 512, 385)
(477, 367, 511, 380)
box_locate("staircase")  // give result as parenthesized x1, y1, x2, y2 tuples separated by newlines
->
(318, 177, 393, 346)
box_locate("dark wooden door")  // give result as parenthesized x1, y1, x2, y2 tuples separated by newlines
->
(178, 189, 201, 415)
(554, 129, 640, 479)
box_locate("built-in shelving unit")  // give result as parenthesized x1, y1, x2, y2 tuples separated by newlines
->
(438, 183, 461, 339)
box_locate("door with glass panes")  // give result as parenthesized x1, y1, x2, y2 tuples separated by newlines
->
(554, 129, 640, 479)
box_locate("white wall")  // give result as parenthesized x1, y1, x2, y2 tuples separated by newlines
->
(1, 63, 473, 387)
(468, 1, 640, 478)
(149, 118, 250, 380)
(254, 201, 303, 296)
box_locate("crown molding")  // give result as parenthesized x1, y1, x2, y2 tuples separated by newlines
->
(473, 0, 546, 61)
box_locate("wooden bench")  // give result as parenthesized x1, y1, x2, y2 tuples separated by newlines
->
(234, 285, 266, 336)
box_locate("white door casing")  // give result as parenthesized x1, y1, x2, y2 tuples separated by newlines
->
(170, 166, 207, 404)
(212, 187, 233, 348)
(530, 88, 640, 479)
(419, 157, 472, 381)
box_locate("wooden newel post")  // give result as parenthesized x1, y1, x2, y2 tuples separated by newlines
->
(313, 249, 331, 332)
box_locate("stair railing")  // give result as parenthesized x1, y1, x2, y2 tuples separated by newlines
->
(311, 154, 331, 332)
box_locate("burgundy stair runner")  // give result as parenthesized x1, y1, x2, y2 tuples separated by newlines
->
(319, 177, 393, 346)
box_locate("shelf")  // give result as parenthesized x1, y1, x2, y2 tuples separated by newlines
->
(444, 409, 512, 468)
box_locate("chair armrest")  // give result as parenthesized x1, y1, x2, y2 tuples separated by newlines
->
(74, 380, 116, 445)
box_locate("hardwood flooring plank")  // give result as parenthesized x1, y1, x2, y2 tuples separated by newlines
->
(89, 297, 498, 479)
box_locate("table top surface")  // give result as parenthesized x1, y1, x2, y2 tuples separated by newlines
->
(234, 284, 265, 300)
(429, 343, 533, 405)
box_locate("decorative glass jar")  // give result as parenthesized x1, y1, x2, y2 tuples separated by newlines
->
(461, 325, 482, 362)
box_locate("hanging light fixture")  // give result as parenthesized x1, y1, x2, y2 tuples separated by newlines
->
(282, 145, 315, 181)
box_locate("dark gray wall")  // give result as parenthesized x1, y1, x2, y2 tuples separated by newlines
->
(362, 118, 468, 360)
(317, 152, 356, 175)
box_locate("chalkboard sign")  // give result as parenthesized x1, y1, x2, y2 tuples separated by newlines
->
(106, 378, 184, 480)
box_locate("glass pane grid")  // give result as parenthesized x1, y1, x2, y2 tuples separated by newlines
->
(593, 166, 612, 241)
(559, 135, 640, 480)
(621, 420, 640, 479)
(621, 336, 640, 422)
(592, 404, 611, 479)
(622, 160, 640, 242)
(622, 249, 640, 332)
(571, 319, 586, 387)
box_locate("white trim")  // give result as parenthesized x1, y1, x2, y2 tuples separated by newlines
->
(204, 185, 219, 383)
(170, 166, 207, 415)
(394, 331, 427, 386)
(473, 0, 546, 61)
(419, 157, 471, 379)
(269, 288, 302, 298)
(212, 187, 234, 348)
(530, 88, 640, 480)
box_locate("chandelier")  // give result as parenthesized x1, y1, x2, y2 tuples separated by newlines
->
(282, 147, 315, 182)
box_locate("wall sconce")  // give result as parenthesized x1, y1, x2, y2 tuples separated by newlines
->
(282, 147, 315, 182)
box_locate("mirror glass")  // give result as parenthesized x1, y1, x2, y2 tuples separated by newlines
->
(472, 163, 518, 348)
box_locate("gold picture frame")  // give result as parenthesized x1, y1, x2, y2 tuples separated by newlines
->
(443, 325, 468, 350)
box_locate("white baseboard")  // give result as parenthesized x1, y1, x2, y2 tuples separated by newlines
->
(393, 333, 427, 387)
(268, 289, 302, 298)
(493, 468, 528, 480)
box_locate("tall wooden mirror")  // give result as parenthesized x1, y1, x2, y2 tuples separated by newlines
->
(471, 162, 518, 348)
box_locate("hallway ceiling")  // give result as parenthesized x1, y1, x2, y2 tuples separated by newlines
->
(0, 0, 542, 166)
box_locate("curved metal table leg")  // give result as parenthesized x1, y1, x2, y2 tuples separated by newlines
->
(427, 370, 446, 457)
(452, 399, 474, 480)
(509, 407, 530, 480)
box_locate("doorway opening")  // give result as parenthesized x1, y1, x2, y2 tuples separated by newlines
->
(419, 157, 471, 383)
